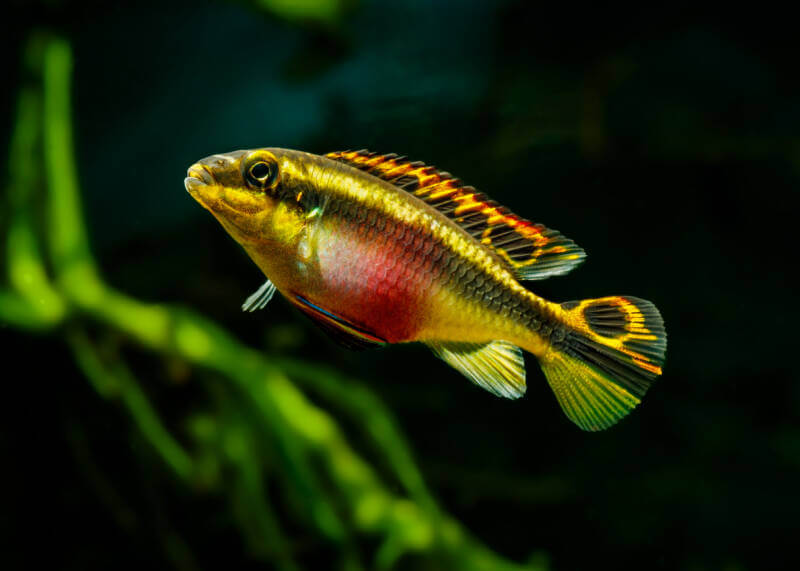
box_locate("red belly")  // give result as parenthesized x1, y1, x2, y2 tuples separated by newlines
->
(313, 218, 440, 342)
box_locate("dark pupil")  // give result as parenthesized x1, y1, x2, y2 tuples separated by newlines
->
(250, 162, 271, 181)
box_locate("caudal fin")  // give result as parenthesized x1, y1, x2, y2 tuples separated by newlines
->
(540, 296, 667, 431)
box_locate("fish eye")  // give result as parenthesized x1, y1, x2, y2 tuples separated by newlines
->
(243, 156, 278, 190)
(250, 162, 270, 180)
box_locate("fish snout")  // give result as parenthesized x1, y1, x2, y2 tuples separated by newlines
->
(183, 163, 216, 193)
(197, 151, 247, 169)
(185, 163, 215, 187)
(185, 151, 249, 193)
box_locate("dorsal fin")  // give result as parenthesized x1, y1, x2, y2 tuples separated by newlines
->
(327, 150, 586, 281)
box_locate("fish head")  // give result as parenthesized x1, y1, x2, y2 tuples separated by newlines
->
(185, 148, 310, 248)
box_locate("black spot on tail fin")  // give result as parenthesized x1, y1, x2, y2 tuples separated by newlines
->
(540, 296, 666, 431)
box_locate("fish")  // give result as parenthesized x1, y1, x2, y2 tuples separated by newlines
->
(184, 148, 666, 431)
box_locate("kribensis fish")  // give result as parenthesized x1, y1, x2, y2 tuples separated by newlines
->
(185, 148, 666, 430)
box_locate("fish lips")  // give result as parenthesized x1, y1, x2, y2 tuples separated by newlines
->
(184, 164, 216, 197)
(184, 166, 260, 240)
(184, 166, 227, 217)
(184, 165, 226, 212)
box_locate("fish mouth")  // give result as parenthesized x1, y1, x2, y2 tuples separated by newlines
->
(184, 164, 216, 195)
(183, 164, 253, 238)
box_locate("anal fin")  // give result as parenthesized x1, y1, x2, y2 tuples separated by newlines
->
(428, 340, 526, 399)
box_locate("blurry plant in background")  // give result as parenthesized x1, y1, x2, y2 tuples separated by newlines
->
(250, 0, 351, 27)
(0, 31, 545, 571)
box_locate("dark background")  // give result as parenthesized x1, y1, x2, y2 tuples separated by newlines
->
(2, 1, 798, 569)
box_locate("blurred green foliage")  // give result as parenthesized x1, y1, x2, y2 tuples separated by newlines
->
(252, 0, 351, 27)
(0, 34, 544, 570)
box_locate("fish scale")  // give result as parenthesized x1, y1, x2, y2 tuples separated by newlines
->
(326, 198, 518, 344)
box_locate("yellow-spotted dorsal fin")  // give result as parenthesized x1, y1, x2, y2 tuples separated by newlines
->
(326, 150, 586, 281)
(427, 340, 526, 399)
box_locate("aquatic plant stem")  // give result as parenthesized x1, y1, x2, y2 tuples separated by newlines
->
(67, 328, 194, 480)
(4, 77, 65, 328)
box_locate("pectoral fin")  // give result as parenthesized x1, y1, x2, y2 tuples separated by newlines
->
(428, 340, 526, 399)
(242, 280, 277, 312)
